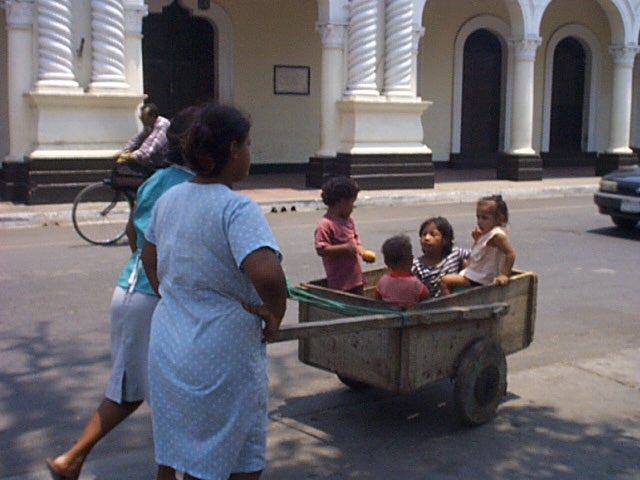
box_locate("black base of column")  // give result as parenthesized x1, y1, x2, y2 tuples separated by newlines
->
(306, 153, 434, 190)
(306, 156, 336, 188)
(595, 152, 638, 177)
(1, 157, 114, 204)
(0, 161, 29, 203)
(496, 153, 543, 181)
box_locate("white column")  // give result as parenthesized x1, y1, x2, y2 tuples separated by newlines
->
(607, 45, 640, 154)
(316, 22, 347, 156)
(4, 0, 35, 161)
(631, 56, 640, 148)
(382, 0, 413, 97)
(34, 0, 80, 90)
(410, 25, 425, 97)
(123, 2, 148, 96)
(507, 37, 541, 155)
(88, 0, 129, 91)
(345, 0, 378, 96)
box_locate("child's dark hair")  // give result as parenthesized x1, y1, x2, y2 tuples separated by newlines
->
(382, 234, 413, 265)
(183, 102, 251, 176)
(166, 105, 200, 166)
(321, 176, 360, 206)
(479, 194, 509, 223)
(418, 216, 454, 257)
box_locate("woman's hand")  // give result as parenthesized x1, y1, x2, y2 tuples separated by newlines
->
(243, 303, 281, 343)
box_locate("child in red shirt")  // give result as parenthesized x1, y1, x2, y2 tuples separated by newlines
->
(375, 234, 428, 309)
(314, 176, 376, 294)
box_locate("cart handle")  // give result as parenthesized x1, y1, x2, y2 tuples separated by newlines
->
(273, 302, 509, 343)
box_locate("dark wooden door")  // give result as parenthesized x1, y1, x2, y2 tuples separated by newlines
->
(142, 1, 216, 119)
(550, 37, 585, 153)
(461, 29, 502, 165)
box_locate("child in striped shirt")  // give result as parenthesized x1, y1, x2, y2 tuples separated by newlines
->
(412, 216, 470, 298)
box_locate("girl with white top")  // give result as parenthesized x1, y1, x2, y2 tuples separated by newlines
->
(440, 195, 516, 296)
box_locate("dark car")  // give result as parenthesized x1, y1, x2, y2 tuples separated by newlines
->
(593, 164, 640, 229)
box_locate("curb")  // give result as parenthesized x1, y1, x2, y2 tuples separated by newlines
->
(0, 184, 598, 228)
(256, 184, 598, 214)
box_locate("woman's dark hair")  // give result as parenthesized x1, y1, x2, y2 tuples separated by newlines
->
(418, 216, 454, 257)
(382, 234, 413, 265)
(321, 176, 360, 206)
(479, 194, 509, 224)
(183, 103, 251, 176)
(165, 105, 200, 166)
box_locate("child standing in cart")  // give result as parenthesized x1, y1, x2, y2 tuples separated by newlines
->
(314, 176, 376, 294)
(440, 195, 516, 295)
(375, 234, 429, 309)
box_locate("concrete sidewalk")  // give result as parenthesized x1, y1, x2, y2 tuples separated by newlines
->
(0, 167, 599, 228)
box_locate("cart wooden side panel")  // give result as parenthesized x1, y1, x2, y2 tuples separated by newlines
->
(297, 268, 537, 394)
(421, 269, 537, 354)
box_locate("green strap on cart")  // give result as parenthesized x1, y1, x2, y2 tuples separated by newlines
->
(286, 278, 408, 325)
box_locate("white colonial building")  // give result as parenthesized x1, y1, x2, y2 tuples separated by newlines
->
(1, 0, 640, 202)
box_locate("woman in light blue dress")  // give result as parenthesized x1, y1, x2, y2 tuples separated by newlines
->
(142, 103, 287, 480)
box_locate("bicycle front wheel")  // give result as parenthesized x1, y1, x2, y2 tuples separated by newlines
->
(72, 183, 133, 245)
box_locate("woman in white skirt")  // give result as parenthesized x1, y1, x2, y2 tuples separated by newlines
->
(46, 106, 199, 480)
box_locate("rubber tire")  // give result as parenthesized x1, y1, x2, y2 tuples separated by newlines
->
(454, 338, 507, 426)
(611, 215, 638, 230)
(337, 374, 370, 390)
(72, 183, 133, 245)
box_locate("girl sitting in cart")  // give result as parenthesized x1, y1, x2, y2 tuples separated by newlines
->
(440, 195, 516, 296)
(412, 216, 470, 298)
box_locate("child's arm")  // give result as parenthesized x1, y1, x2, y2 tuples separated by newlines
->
(353, 225, 376, 263)
(471, 226, 483, 242)
(488, 233, 516, 285)
(316, 242, 358, 258)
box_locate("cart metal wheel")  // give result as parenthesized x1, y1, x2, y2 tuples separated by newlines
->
(72, 182, 134, 245)
(337, 374, 370, 390)
(454, 338, 507, 426)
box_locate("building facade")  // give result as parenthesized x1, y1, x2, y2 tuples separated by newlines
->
(1, 0, 640, 202)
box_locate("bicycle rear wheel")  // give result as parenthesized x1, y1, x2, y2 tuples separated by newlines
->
(72, 182, 133, 245)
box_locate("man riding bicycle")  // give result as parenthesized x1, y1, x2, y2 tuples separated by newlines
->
(116, 103, 170, 171)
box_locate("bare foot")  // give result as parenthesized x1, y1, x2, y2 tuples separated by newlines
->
(46, 455, 82, 480)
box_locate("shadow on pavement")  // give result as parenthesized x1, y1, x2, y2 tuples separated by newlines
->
(587, 225, 640, 240)
(0, 319, 153, 478)
(266, 383, 638, 479)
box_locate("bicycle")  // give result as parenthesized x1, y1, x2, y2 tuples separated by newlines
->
(71, 176, 137, 245)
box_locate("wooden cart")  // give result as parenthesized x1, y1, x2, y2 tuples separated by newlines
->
(276, 268, 537, 425)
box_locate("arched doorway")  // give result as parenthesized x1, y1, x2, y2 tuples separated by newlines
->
(460, 29, 502, 167)
(142, 1, 216, 118)
(549, 37, 585, 155)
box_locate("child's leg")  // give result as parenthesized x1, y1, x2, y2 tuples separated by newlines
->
(440, 274, 470, 296)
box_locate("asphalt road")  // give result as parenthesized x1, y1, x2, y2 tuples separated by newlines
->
(1, 194, 639, 479)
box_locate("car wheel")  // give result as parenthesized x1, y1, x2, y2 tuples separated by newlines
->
(611, 215, 638, 230)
